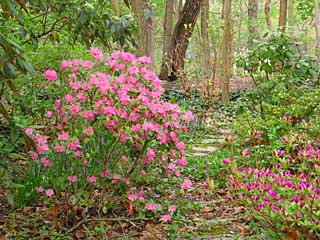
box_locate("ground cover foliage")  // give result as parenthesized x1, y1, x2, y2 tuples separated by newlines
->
(1, 4, 320, 239)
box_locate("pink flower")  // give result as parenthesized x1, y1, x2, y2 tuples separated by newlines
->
(44, 70, 58, 82)
(25, 128, 33, 135)
(222, 158, 231, 165)
(177, 156, 187, 167)
(40, 157, 51, 167)
(240, 149, 250, 157)
(68, 176, 78, 183)
(31, 152, 38, 160)
(181, 178, 192, 190)
(176, 141, 185, 152)
(58, 131, 69, 141)
(37, 186, 43, 193)
(45, 188, 54, 197)
(140, 169, 147, 177)
(64, 94, 76, 104)
(251, 130, 262, 137)
(55, 145, 66, 152)
(168, 205, 176, 212)
(70, 104, 81, 115)
(61, 60, 72, 71)
(87, 176, 97, 184)
(46, 111, 53, 118)
(112, 174, 121, 184)
(122, 156, 128, 162)
(162, 214, 171, 222)
(175, 170, 181, 177)
(101, 169, 110, 178)
(145, 203, 157, 211)
(272, 149, 285, 158)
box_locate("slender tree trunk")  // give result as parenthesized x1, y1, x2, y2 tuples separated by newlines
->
(131, 0, 154, 62)
(173, 0, 179, 23)
(265, 0, 272, 31)
(221, 0, 232, 104)
(314, 0, 320, 61)
(248, 0, 258, 46)
(221, 0, 225, 19)
(200, 0, 211, 76)
(146, 8, 155, 61)
(211, 37, 218, 96)
(111, 0, 121, 16)
(159, 0, 174, 79)
(159, 0, 203, 83)
(288, 0, 296, 29)
(279, 0, 288, 32)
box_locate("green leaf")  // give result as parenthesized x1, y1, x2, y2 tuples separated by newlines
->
(79, 10, 88, 24)
(4, 61, 16, 78)
(10, 125, 19, 144)
(6, 193, 15, 208)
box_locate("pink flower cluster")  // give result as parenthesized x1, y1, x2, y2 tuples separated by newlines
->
(226, 127, 320, 236)
(28, 48, 193, 216)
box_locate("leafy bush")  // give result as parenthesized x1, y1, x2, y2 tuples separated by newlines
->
(11, 49, 194, 220)
(225, 121, 320, 239)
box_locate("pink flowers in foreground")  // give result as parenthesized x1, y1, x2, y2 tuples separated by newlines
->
(181, 178, 192, 190)
(44, 69, 58, 82)
(30, 48, 194, 218)
(45, 188, 54, 197)
(87, 176, 97, 184)
(162, 214, 171, 222)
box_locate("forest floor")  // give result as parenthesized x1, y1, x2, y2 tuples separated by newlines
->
(0, 77, 256, 239)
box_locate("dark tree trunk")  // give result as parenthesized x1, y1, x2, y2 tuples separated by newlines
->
(279, 0, 288, 32)
(265, 0, 272, 31)
(159, 0, 203, 81)
(160, 0, 174, 80)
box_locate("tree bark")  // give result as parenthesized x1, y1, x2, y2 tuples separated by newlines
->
(279, 0, 288, 32)
(221, 0, 232, 104)
(314, 0, 320, 61)
(265, 0, 272, 31)
(131, 0, 154, 61)
(248, 0, 258, 46)
(221, 0, 225, 19)
(160, 0, 174, 80)
(200, 0, 211, 76)
(159, 0, 203, 82)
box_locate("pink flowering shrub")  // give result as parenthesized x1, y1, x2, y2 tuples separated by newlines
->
(225, 122, 320, 238)
(26, 49, 194, 218)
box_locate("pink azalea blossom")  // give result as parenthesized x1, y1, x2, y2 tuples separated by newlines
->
(46, 111, 53, 118)
(41, 157, 51, 167)
(240, 149, 250, 157)
(68, 176, 78, 183)
(162, 214, 171, 222)
(45, 188, 54, 197)
(44, 70, 58, 82)
(181, 178, 192, 190)
(87, 176, 97, 184)
(58, 131, 70, 141)
(145, 203, 157, 211)
(177, 156, 187, 167)
(25, 128, 33, 135)
(37, 186, 43, 193)
(168, 205, 176, 212)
